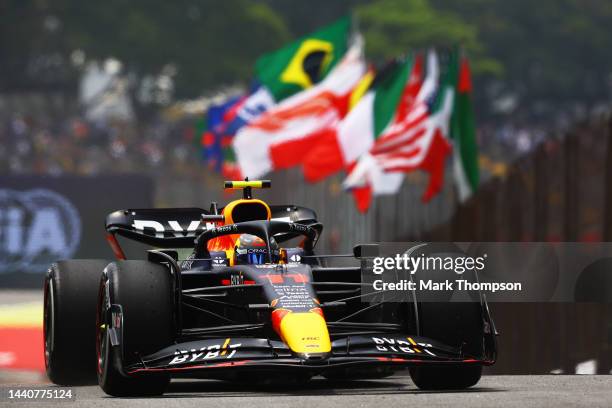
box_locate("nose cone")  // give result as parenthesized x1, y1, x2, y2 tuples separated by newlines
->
(273, 309, 331, 355)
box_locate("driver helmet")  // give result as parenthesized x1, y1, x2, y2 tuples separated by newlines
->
(234, 234, 280, 265)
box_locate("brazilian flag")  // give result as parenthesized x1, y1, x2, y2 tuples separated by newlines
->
(255, 16, 351, 101)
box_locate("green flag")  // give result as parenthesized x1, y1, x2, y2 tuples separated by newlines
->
(450, 51, 479, 201)
(372, 56, 414, 137)
(255, 16, 351, 101)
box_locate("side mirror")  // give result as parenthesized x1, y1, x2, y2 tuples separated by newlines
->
(353, 244, 380, 258)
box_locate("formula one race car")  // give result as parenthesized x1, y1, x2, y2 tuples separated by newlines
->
(43, 180, 497, 396)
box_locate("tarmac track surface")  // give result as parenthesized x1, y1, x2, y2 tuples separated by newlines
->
(1, 375, 611, 408)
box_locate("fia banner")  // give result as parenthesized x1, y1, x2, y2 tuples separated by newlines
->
(0, 175, 153, 288)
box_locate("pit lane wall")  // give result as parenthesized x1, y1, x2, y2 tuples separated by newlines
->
(0, 174, 153, 288)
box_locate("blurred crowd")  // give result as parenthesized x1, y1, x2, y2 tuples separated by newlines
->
(0, 112, 200, 177)
(478, 122, 548, 161)
(0, 102, 606, 179)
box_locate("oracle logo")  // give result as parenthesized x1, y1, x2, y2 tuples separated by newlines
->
(0, 189, 81, 274)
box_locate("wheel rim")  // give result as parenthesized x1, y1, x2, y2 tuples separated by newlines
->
(96, 278, 109, 377)
(43, 277, 54, 368)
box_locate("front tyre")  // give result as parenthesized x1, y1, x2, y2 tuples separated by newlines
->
(97, 261, 174, 397)
(408, 301, 486, 390)
(407, 242, 491, 390)
(409, 364, 482, 390)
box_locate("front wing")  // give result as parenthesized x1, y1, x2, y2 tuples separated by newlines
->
(125, 335, 493, 376)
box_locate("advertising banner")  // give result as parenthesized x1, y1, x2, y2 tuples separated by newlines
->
(0, 175, 153, 288)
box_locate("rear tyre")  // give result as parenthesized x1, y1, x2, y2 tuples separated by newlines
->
(97, 261, 174, 396)
(409, 364, 482, 390)
(44, 260, 109, 386)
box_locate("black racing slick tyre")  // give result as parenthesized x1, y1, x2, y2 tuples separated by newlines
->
(44, 260, 110, 385)
(97, 261, 174, 397)
(406, 242, 487, 390)
(409, 364, 482, 390)
(409, 301, 486, 390)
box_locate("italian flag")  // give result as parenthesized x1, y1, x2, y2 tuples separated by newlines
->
(342, 51, 448, 211)
(451, 53, 479, 201)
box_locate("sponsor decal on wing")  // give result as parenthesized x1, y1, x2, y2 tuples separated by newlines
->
(169, 338, 242, 365)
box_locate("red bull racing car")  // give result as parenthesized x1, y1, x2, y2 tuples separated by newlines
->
(43, 180, 497, 396)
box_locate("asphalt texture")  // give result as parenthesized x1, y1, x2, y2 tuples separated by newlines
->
(1, 375, 611, 407)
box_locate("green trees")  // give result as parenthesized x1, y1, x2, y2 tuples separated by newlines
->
(436, 0, 612, 106)
(356, 0, 612, 116)
(1, 0, 610, 113)
(0, 1, 291, 96)
(355, 0, 497, 73)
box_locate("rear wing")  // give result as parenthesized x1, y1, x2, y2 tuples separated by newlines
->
(104, 205, 319, 258)
(105, 208, 209, 249)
